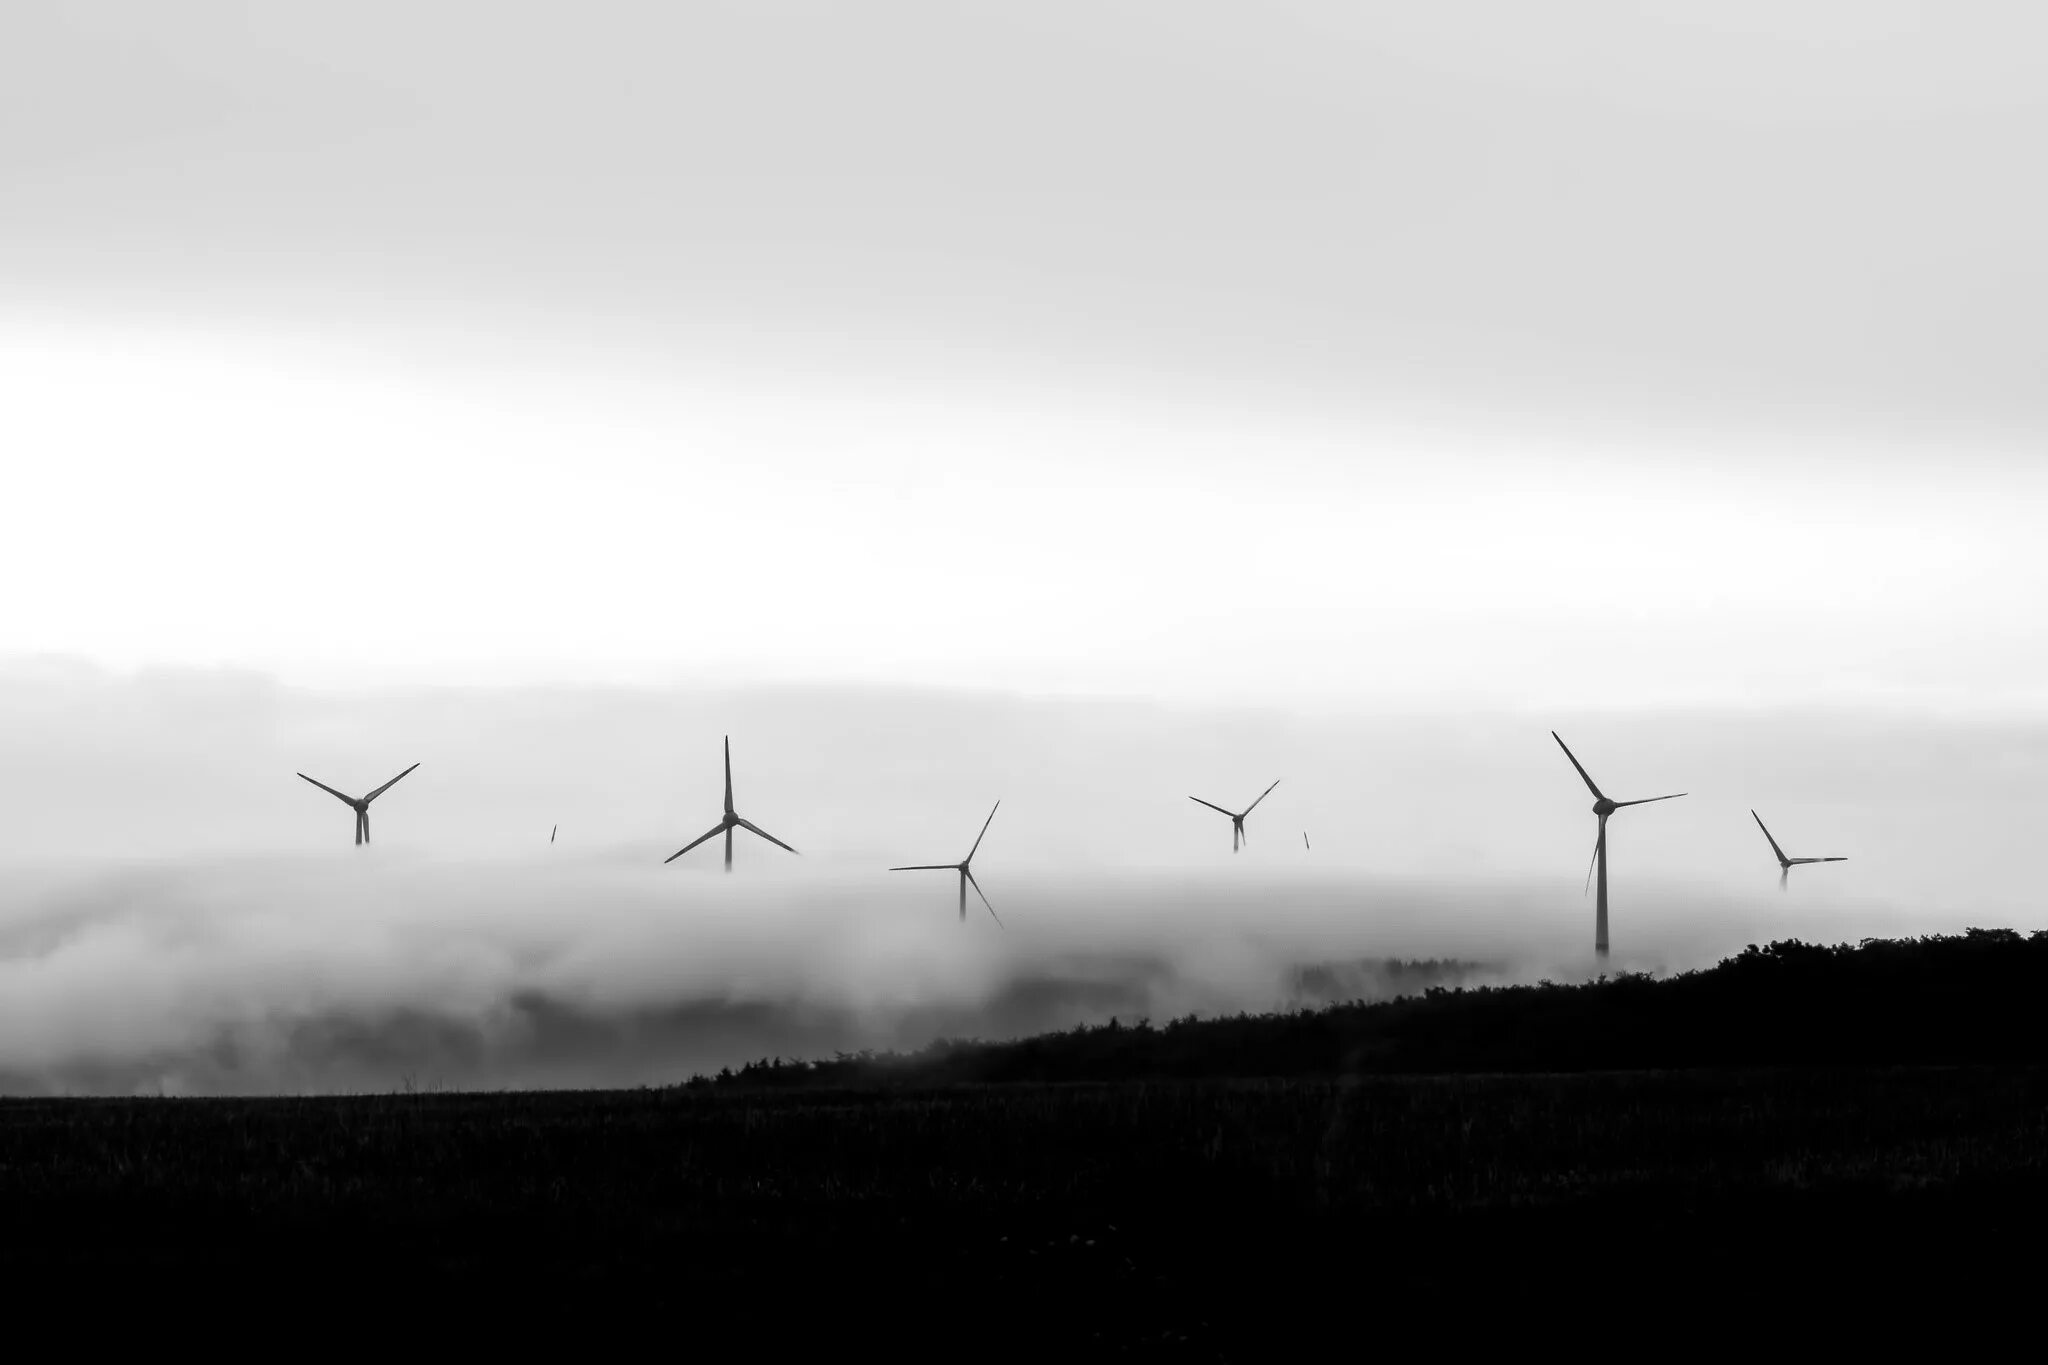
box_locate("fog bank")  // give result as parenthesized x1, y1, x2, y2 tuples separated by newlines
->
(1, 663, 2034, 1094)
(0, 854, 1964, 1096)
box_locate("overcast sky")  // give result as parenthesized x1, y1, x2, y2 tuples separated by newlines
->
(3, 2, 2045, 707)
(2, 5, 2044, 1090)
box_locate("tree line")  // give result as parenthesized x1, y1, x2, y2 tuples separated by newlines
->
(687, 928, 2048, 1088)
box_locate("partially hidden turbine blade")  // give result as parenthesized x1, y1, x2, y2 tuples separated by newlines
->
(966, 867, 1002, 929)
(735, 817, 798, 854)
(889, 864, 958, 872)
(1614, 792, 1685, 807)
(664, 821, 726, 864)
(298, 773, 359, 806)
(965, 801, 1000, 861)
(1551, 732, 1607, 801)
(1584, 826, 1603, 895)
(1752, 810, 1790, 866)
(362, 762, 420, 803)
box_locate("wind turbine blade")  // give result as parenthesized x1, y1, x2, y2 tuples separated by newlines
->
(1584, 826, 1602, 894)
(888, 864, 956, 872)
(1751, 810, 1790, 866)
(965, 801, 1000, 861)
(1188, 796, 1235, 818)
(1614, 793, 1686, 807)
(363, 762, 420, 804)
(1780, 867, 1789, 891)
(664, 822, 726, 864)
(1550, 732, 1607, 801)
(551, 825, 557, 844)
(723, 736, 734, 815)
(360, 809, 371, 845)
(736, 817, 798, 854)
(1243, 779, 1281, 815)
(1817, 857, 1848, 863)
(354, 810, 364, 846)
(297, 773, 359, 807)
(1303, 831, 1310, 850)
(966, 868, 1002, 929)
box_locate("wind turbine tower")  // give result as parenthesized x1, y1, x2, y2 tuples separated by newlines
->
(1188, 779, 1281, 853)
(664, 736, 799, 871)
(889, 801, 1003, 925)
(296, 764, 420, 847)
(1552, 733, 1685, 958)
(1751, 810, 1846, 890)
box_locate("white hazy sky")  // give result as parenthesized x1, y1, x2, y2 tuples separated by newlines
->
(3, 1, 2045, 709)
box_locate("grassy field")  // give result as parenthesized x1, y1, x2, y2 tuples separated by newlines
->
(5, 1065, 2044, 1349)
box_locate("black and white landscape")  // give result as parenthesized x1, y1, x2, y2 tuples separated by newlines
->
(3, 2, 2045, 1347)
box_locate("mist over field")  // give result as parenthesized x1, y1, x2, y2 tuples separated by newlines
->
(0, 856, 1940, 1097)
(0, 660, 2025, 1096)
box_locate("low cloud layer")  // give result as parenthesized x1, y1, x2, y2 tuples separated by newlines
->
(0, 853, 1961, 1096)
(0, 662, 2036, 1094)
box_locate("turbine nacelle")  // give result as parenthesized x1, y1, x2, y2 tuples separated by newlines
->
(1189, 779, 1281, 853)
(889, 801, 1002, 926)
(663, 736, 799, 870)
(1552, 731, 1684, 959)
(296, 763, 420, 848)
(1752, 810, 1846, 890)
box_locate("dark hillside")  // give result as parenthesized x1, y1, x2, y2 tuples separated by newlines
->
(3, 1065, 2041, 1347)
(7, 932, 2045, 1348)
(702, 929, 2048, 1088)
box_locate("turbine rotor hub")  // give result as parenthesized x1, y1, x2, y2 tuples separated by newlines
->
(1593, 798, 1617, 816)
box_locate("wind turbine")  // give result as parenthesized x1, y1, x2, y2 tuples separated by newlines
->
(1188, 779, 1281, 852)
(296, 764, 420, 847)
(1551, 733, 1684, 958)
(664, 736, 798, 871)
(1751, 810, 1846, 890)
(889, 801, 1002, 926)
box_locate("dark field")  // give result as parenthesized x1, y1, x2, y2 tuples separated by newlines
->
(6, 1065, 2045, 1350)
